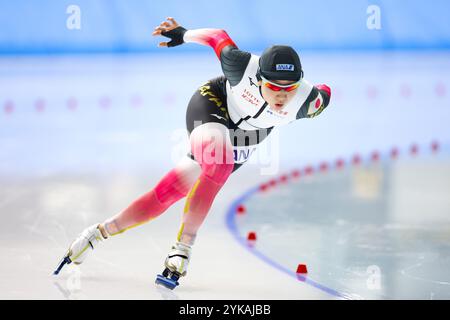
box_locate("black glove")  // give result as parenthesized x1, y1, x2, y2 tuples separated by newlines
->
(161, 26, 187, 47)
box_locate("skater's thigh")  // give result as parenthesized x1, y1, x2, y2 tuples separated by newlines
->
(187, 122, 255, 174)
(185, 80, 237, 171)
(186, 80, 230, 134)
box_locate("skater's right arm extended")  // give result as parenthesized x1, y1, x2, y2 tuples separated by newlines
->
(153, 17, 251, 86)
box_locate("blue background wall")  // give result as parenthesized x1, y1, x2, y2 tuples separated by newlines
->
(1, 0, 450, 54)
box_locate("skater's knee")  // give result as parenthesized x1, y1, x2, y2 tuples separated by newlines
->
(154, 169, 189, 205)
(201, 160, 233, 185)
(194, 142, 234, 184)
(154, 157, 202, 205)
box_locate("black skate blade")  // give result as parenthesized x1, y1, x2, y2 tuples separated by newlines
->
(53, 256, 72, 275)
(155, 274, 179, 290)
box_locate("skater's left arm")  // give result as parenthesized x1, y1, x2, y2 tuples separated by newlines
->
(296, 84, 331, 119)
(153, 17, 251, 86)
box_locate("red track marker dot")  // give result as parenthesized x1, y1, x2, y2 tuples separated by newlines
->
(4, 100, 14, 114)
(366, 85, 378, 100)
(371, 151, 380, 162)
(259, 184, 268, 191)
(390, 147, 399, 159)
(292, 170, 301, 179)
(400, 84, 412, 98)
(279, 175, 288, 183)
(247, 232, 257, 241)
(296, 264, 308, 274)
(131, 94, 142, 107)
(269, 179, 277, 187)
(236, 204, 246, 215)
(410, 144, 419, 156)
(304, 166, 314, 176)
(99, 96, 111, 109)
(352, 154, 361, 166)
(435, 83, 446, 97)
(67, 97, 78, 111)
(35, 99, 46, 113)
(335, 158, 345, 170)
(319, 162, 328, 172)
(431, 141, 439, 153)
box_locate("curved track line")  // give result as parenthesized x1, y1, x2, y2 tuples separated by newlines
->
(225, 186, 351, 300)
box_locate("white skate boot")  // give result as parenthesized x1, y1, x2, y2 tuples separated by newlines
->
(53, 223, 106, 275)
(155, 242, 192, 290)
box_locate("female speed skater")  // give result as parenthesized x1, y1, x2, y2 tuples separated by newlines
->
(54, 17, 332, 290)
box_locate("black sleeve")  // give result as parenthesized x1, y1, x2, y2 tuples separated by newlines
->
(296, 86, 331, 119)
(219, 45, 252, 87)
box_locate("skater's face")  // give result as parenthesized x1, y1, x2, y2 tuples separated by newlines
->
(259, 78, 299, 111)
